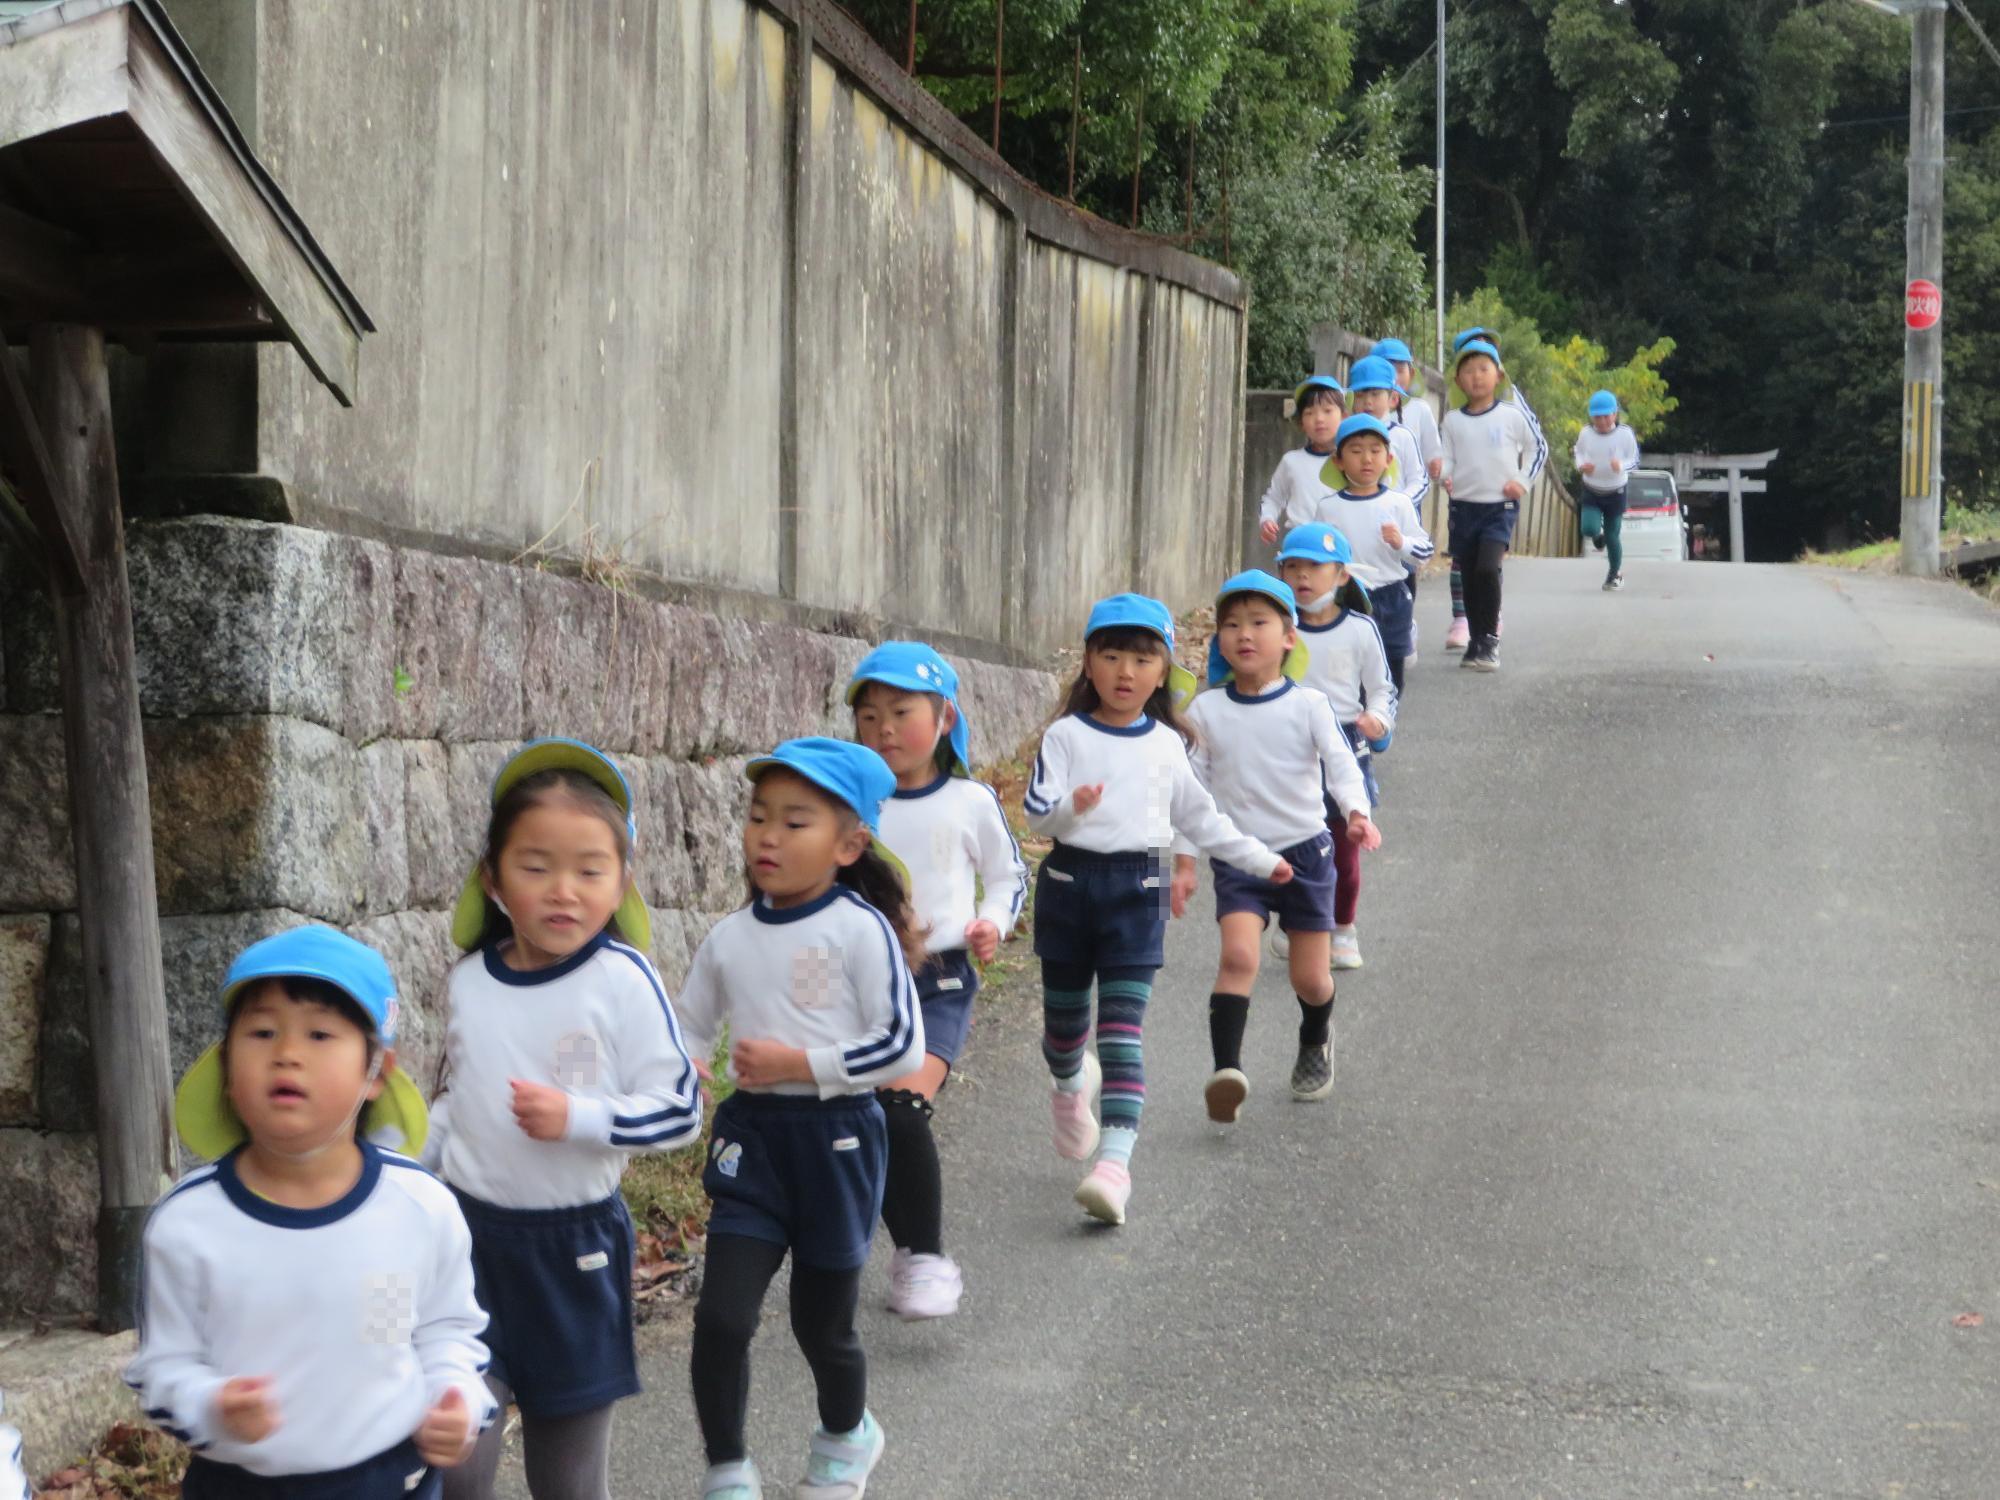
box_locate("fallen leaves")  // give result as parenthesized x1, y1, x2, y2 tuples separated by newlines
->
(36, 1422, 187, 1499)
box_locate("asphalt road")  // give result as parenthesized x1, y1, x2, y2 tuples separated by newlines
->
(505, 558, 2000, 1499)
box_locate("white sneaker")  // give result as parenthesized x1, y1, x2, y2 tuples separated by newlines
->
(1331, 926, 1363, 970)
(1269, 924, 1290, 960)
(703, 1459, 763, 1499)
(887, 1252, 962, 1320)
(795, 1412, 885, 1500)
(1204, 1067, 1249, 1124)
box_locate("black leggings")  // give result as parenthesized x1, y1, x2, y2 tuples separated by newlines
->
(1455, 538, 1507, 639)
(690, 1234, 865, 1465)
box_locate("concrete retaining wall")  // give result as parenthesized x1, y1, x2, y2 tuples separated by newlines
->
(133, 0, 1248, 661)
(0, 518, 1059, 1321)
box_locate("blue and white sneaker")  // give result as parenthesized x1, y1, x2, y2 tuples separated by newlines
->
(703, 1458, 763, 1499)
(794, 1411, 885, 1500)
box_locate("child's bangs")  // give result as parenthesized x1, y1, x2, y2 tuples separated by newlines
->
(1085, 626, 1168, 657)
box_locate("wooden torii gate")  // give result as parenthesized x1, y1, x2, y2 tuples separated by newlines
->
(1658, 450, 1779, 564)
(0, 0, 371, 1328)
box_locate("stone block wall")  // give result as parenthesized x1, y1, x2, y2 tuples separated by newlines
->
(0, 517, 1058, 1320)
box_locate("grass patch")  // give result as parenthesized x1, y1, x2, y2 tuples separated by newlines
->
(1803, 503, 2000, 571)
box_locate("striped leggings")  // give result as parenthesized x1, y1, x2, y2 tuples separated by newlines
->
(1041, 962, 1156, 1133)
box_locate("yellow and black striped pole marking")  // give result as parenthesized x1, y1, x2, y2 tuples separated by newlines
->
(1903, 379, 1936, 500)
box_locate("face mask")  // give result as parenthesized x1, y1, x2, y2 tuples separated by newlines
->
(1299, 587, 1341, 614)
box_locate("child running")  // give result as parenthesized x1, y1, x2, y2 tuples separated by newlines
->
(1345, 355, 1431, 515)
(433, 740, 703, 1500)
(1573, 389, 1642, 591)
(1310, 414, 1433, 693)
(1441, 341, 1537, 673)
(1257, 374, 1345, 546)
(847, 642, 1026, 1319)
(1278, 523, 1396, 972)
(128, 926, 496, 1499)
(1176, 572, 1378, 1123)
(1370, 338, 1443, 489)
(1443, 327, 1547, 652)
(675, 738, 923, 1500)
(1024, 593, 1292, 1225)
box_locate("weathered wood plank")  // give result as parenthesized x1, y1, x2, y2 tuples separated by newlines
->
(0, 202, 87, 310)
(31, 322, 176, 1334)
(120, 23, 360, 402)
(0, 344, 86, 591)
(0, 4, 129, 151)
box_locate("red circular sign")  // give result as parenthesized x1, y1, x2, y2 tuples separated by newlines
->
(1906, 279, 1942, 330)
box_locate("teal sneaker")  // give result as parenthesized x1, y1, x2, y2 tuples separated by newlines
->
(703, 1459, 762, 1499)
(794, 1412, 885, 1500)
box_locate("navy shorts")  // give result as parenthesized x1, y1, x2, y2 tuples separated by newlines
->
(182, 1443, 438, 1500)
(1211, 831, 1338, 933)
(916, 948, 979, 1066)
(456, 1190, 638, 1418)
(1368, 578, 1416, 660)
(1032, 844, 1169, 970)
(1581, 485, 1627, 517)
(1448, 498, 1520, 558)
(704, 1091, 886, 1271)
(1339, 724, 1382, 807)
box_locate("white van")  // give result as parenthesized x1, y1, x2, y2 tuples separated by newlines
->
(1617, 469, 1687, 564)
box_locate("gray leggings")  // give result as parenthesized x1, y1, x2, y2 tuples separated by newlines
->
(441, 1377, 614, 1500)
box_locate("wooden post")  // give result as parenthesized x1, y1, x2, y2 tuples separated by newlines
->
(32, 323, 175, 1334)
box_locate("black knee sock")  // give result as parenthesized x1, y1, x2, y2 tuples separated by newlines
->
(790, 1261, 867, 1437)
(1209, 993, 1250, 1070)
(877, 1087, 943, 1256)
(1297, 993, 1333, 1046)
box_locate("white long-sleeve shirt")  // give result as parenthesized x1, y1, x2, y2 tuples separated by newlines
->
(880, 773, 1026, 954)
(1173, 682, 1369, 857)
(1385, 423, 1431, 508)
(1401, 396, 1443, 467)
(125, 1145, 497, 1477)
(434, 934, 701, 1208)
(1257, 447, 1339, 530)
(1572, 423, 1643, 494)
(1442, 403, 1538, 504)
(1509, 384, 1550, 482)
(1311, 486, 1434, 590)
(1297, 611, 1397, 727)
(676, 887, 922, 1097)
(1024, 713, 1282, 877)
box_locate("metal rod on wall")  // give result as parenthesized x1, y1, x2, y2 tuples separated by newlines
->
(992, 0, 1005, 151)
(1067, 36, 1080, 200)
(905, 0, 917, 72)
(1130, 80, 1145, 228)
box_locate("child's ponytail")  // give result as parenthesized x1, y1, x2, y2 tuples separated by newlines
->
(838, 845, 928, 970)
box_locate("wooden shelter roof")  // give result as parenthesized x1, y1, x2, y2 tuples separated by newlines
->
(0, 0, 372, 404)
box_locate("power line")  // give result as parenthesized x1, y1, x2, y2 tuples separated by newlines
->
(1950, 0, 2000, 76)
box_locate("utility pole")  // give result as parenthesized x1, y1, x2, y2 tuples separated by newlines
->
(1902, 0, 1946, 576)
(1435, 0, 1447, 371)
(1856, 0, 1947, 574)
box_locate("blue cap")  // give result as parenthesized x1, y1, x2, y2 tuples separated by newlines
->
(1452, 326, 1494, 354)
(746, 738, 898, 835)
(1345, 356, 1403, 396)
(1335, 413, 1393, 450)
(846, 641, 970, 777)
(1292, 374, 1344, 408)
(221, 926, 400, 1041)
(1588, 389, 1618, 418)
(1276, 522, 1353, 565)
(1207, 571, 1309, 688)
(1454, 339, 1502, 370)
(1370, 337, 1413, 365)
(1085, 592, 1176, 652)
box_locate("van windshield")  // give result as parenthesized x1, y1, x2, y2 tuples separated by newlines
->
(1627, 474, 1675, 508)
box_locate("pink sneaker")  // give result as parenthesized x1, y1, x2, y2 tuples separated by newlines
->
(1050, 1051, 1102, 1160)
(1494, 611, 1505, 639)
(1445, 617, 1470, 652)
(1074, 1160, 1132, 1225)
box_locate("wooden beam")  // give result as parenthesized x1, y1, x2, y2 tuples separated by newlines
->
(121, 24, 361, 403)
(0, 345, 87, 592)
(0, 5, 129, 151)
(0, 203, 87, 309)
(30, 322, 176, 1334)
